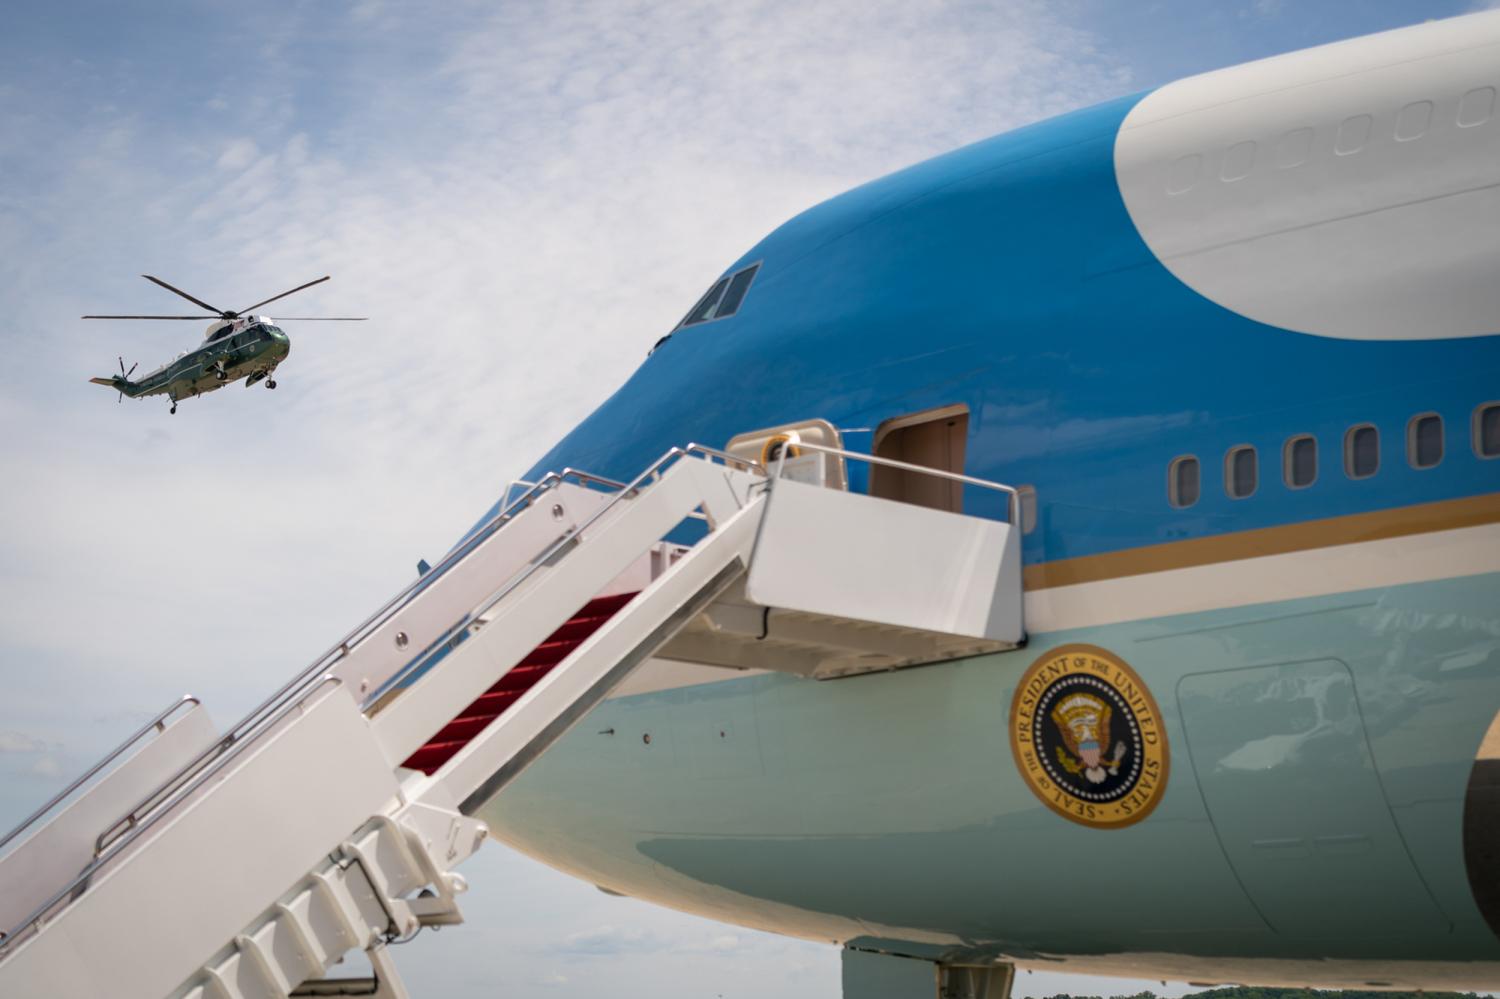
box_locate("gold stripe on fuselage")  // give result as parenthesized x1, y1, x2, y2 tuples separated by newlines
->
(1022, 491, 1500, 591)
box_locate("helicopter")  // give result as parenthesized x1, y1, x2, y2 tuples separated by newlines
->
(86, 274, 365, 414)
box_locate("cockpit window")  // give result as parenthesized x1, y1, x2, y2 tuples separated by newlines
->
(681, 278, 728, 327)
(677, 262, 762, 329)
(716, 264, 759, 318)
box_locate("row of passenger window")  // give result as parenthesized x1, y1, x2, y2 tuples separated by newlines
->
(1167, 403, 1500, 508)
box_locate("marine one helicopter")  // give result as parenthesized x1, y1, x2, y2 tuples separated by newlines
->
(86, 274, 364, 414)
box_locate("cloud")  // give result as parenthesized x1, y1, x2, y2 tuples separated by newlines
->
(560, 925, 663, 956)
(216, 138, 260, 171)
(701, 934, 741, 954)
(29, 755, 64, 778)
(1243, 0, 1284, 17)
(556, 924, 753, 958)
(0, 730, 65, 781)
(0, 731, 47, 754)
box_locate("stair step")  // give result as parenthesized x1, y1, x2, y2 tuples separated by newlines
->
(581, 592, 635, 616)
(548, 613, 615, 644)
(490, 664, 555, 692)
(469, 689, 525, 714)
(401, 740, 468, 774)
(433, 714, 498, 744)
(518, 639, 582, 668)
(400, 591, 640, 775)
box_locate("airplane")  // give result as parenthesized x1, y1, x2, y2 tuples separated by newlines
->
(84, 275, 364, 414)
(3, 10, 1498, 999)
(449, 9, 1500, 996)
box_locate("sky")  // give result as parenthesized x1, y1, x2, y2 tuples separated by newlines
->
(0, 1, 1486, 996)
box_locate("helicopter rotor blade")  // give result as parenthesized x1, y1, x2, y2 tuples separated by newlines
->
(82, 315, 218, 320)
(126, 361, 138, 378)
(142, 275, 229, 316)
(118, 356, 125, 376)
(237, 276, 331, 316)
(267, 316, 369, 321)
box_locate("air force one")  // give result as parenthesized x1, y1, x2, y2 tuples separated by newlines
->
(4, 11, 1500, 999)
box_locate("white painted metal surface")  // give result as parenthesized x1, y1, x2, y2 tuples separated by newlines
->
(0, 702, 217, 932)
(726, 419, 847, 490)
(1115, 9, 1500, 340)
(331, 481, 612, 705)
(746, 478, 1024, 643)
(2, 683, 399, 997)
(367, 457, 758, 770)
(440, 498, 764, 810)
(182, 808, 484, 999)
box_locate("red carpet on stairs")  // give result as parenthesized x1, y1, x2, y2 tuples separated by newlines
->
(400, 592, 637, 775)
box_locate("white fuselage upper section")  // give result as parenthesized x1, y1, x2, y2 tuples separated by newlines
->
(1115, 10, 1500, 340)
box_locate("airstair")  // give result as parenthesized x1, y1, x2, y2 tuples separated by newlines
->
(0, 439, 1025, 998)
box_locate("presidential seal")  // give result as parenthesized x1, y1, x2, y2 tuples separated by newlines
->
(1010, 644, 1168, 828)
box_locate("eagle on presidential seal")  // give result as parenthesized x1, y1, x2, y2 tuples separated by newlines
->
(1050, 691, 1128, 785)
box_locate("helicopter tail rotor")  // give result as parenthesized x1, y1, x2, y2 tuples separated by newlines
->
(117, 357, 137, 402)
(88, 357, 138, 402)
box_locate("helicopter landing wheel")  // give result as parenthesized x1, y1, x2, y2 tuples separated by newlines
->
(169, 402, 177, 415)
(266, 379, 277, 390)
(214, 370, 227, 382)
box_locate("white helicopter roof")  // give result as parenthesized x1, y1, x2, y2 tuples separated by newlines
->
(203, 317, 244, 341)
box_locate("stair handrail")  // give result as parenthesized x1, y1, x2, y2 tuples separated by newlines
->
(86, 470, 608, 863)
(684, 442, 764, 473)
(362, 445, 764, 712)
(769, 439, 1019, 522)
(0, 677, 343, 954)
(0, 695, 200, 857)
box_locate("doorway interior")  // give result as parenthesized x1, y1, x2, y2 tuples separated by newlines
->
(870, 404, 969, 513)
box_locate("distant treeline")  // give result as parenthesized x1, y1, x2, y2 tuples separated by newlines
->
(1038, 989, 1487, 999)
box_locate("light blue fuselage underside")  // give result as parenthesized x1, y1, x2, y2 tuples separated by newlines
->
(492, 573, 1500, 966)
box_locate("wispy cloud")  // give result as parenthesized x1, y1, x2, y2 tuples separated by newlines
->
(560, 925, 662, 956)
(557, 924, 748, 957)
(0, 731, 48, 754)
(1242, 0, 1285, 18)
(0, 731, 64, 779)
